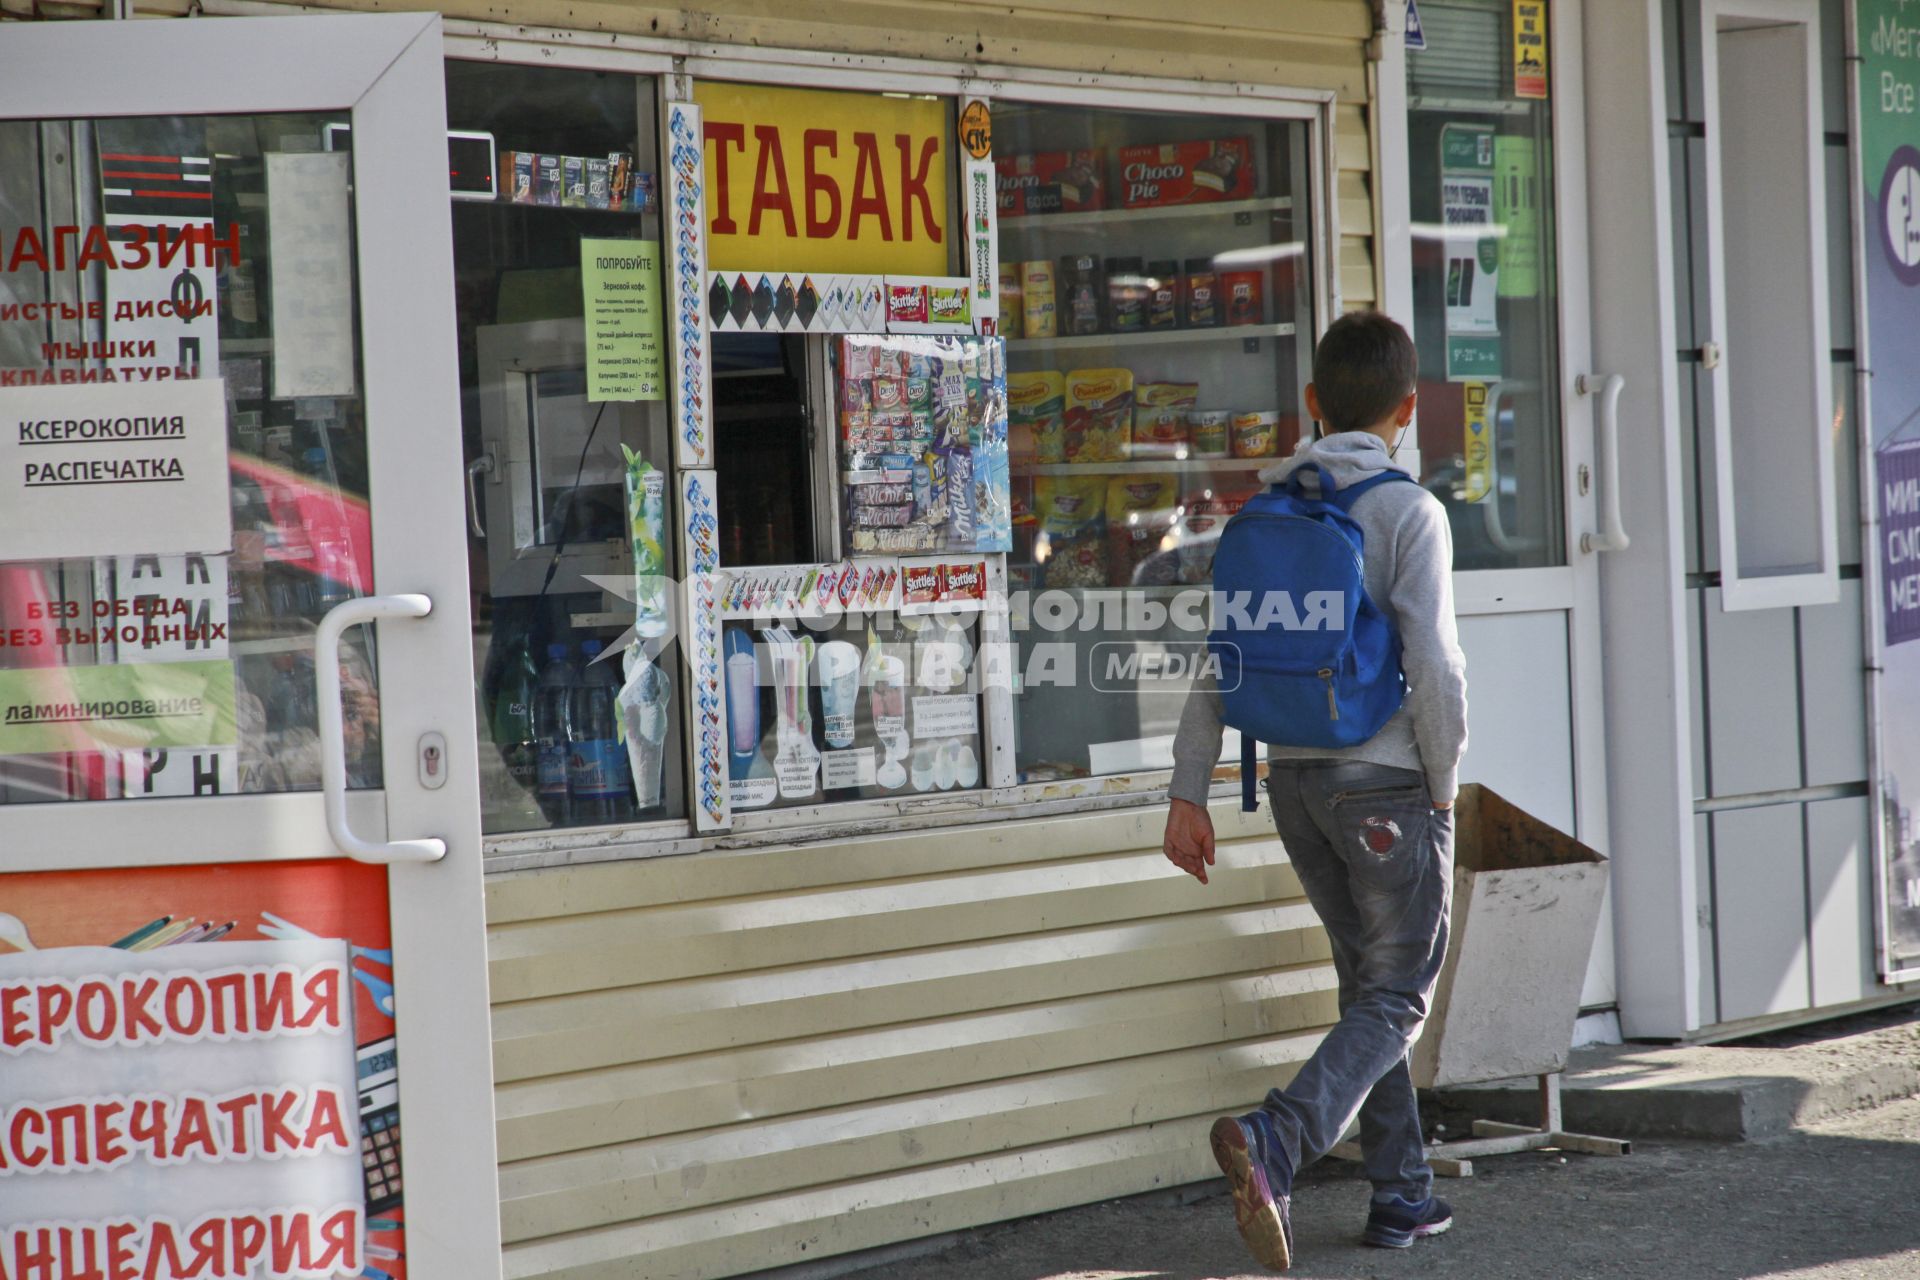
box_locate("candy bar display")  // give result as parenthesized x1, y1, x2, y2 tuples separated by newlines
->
(720, 615, 985, 812)
(996, 149, 1107, 216)
(838, 334, 1011, 555)
(1116, 138, 1257, 208)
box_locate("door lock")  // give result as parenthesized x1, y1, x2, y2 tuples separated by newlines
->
(1699, 341, 1722, 370)
(418, 731, 449, 790)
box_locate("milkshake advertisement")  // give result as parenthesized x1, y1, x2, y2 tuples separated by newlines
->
(1857, 0, 1920, 979)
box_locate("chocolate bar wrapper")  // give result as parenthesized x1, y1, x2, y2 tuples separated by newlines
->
(945, 447, 979, 548)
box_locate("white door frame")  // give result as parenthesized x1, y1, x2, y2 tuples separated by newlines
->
(1380, 0, 1616, 1010)
(0, 15, 501, 1276)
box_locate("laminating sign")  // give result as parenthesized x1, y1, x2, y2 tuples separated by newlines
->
(693, 82, 950, 276)
(0, 378, 231, 562)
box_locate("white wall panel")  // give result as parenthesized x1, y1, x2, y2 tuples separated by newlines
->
(1703, 586, 1802, 795)
(1799, 580, 1868, 787)
(1807, 796, 1872, 1008)
(1456, 611, 1576, 835)
(1711, 805, 1811, 1022)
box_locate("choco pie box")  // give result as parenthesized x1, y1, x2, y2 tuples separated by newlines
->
(997, 150, 1106, 216)
(1116, 138, 1256, 209)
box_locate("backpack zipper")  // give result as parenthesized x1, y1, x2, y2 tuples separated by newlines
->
(1319, 669, 1339, 721)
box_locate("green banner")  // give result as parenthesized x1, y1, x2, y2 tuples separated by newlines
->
(581, 237, 666, 403)
(0, 661, 236, 755)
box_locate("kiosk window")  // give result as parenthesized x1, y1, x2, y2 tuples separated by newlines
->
(447, 61, 685, 834)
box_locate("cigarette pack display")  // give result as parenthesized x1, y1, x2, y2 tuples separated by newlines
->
(608, 152, 632, 210)
(996, 149, 1106, 216)
(585, 157, 612, 210)
(534, 154, 563, 206)
(1063, 367, 1134, 463)
(503, 151, 535, 204)
(1133, 382, 1198, 459)
(1116, 138, 1257, 208)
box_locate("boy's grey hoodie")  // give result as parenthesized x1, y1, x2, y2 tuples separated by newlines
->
(1167, 430, 1469, 804)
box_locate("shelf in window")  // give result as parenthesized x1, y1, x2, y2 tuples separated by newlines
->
(1007, 323, 1294, 355)
(1019, 458, 1274, 476)
(998, 196, 1293, 232)
(456, 199, 657, 217)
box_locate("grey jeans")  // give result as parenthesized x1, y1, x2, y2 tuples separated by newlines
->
(1260, 759, 1454, 1201)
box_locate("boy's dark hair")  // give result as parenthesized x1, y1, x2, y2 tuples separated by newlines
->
(1311, 310, 1417, 433)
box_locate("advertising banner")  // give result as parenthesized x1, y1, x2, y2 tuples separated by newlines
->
(693, 82, 950, 276)
(0, 859, 409, 1280)
(1440, 124, 1502, 381)
(1857, 0, 1920, 979)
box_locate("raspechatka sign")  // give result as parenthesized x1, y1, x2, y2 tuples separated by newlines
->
(0, 378, 231, 562)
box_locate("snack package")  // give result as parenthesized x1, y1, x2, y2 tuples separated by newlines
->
(1035, 473, 1108, 589)
(1116, 138, 1257, 208)
(996, 149, 1106, 216)
(1106, 474, 1180, 587)
(1008, 371, 1067, 464)
(1133, 382, 1199, 460)
(1064, 368, 1135, 463)
(1177, 483, 1259, 584)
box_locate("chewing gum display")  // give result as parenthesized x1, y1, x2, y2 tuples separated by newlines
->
(839, 334, 1011, 554)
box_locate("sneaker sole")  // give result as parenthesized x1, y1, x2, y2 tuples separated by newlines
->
(1210, 1116, 1292, 1271)
(1363, 1215, 1453, 1249)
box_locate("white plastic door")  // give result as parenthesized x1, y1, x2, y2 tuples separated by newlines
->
(0, 15, 499, 1279)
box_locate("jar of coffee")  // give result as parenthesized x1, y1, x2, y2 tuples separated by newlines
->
(1147, 259, 1181, 330)
(1183, 257, 1220, 328)
(1105, 256, 1148, 333)
(1059, 253, 1105, 336)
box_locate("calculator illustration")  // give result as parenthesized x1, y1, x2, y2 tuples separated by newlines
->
(356, 1036, 403, 1213)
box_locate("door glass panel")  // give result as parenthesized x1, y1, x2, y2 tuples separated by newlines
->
(0, 112, 378, 805)
(1408, 0, 1566, 568)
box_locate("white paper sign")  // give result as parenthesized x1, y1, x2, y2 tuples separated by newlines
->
(0, 940, 367, 1276)
(0, 378, 232, 561)
(774, 754, 820, 799)
(729, 777, 778, 810)
(912, 693, 978, 739)
(823, 747, 876, 790)
(267, 152, 356, 399)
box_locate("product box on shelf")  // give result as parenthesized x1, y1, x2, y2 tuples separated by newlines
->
(1063, 368, 1134, 462)
(1116, 138, 1257, 208)
(996, 149, 1106, 217)
(1106, 474, 1180, 587)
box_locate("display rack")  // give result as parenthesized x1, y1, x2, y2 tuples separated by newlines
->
(998, 194, 1293, 232)
(1007, 322, 1295, 355)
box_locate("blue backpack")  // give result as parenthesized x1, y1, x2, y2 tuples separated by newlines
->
(1206, 464, 1413, 810)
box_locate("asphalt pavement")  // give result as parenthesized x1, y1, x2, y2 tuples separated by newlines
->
(854, 1093, 1920, 1279)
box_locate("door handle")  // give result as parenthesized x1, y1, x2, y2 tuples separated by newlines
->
(465, 452, 494, 540)
(316, 594, 447, 865)
(1577, 373, 1630, 554)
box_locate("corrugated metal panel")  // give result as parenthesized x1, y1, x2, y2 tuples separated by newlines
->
(487, 803, 1336, 1278)
(1407, 1, 1505, 100)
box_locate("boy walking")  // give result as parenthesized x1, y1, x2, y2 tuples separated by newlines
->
(1163, 311, 1467, 1270)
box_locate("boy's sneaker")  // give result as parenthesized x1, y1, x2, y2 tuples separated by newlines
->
(1362, 1193, 1453, 1248)
(1209, 1110, 1294, 1271)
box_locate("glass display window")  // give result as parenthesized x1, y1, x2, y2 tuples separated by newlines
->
(446, 60, 684, 834)
(993, 101, 1319, 784)
(1406, 0, 1566, 569)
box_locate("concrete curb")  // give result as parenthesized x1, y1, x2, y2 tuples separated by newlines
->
(1430, 1011, 1920, 1142)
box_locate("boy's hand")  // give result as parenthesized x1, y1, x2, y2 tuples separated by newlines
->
(1163, 797, 1216, 884)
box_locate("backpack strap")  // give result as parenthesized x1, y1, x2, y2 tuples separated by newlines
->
(1321, 469, 1415, 512)
(1240, 731, 1258, 812)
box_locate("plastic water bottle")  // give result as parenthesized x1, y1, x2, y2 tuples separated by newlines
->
(569, 640, 635, 825)
(533, 643, 574, 825)
(492, 639, 540, 801)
